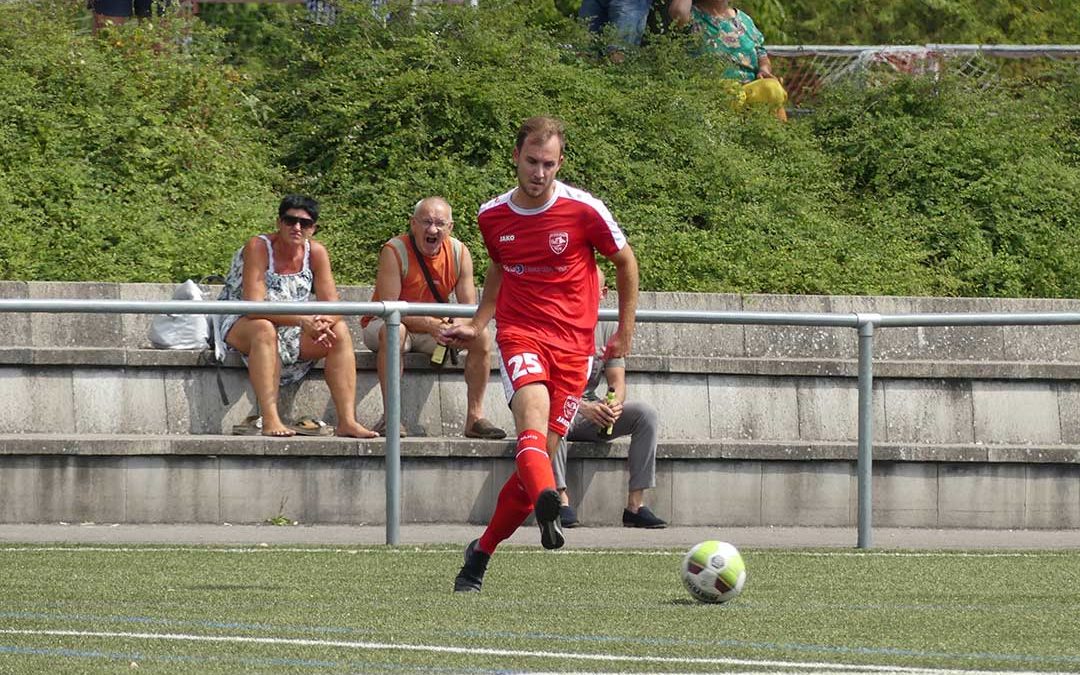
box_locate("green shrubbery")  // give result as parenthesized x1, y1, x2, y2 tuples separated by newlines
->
(758, 0, 1080, 46)
(0, 0, 280, 281)
(1, 0, 1078, 297)
(809, 71, 1080, 296)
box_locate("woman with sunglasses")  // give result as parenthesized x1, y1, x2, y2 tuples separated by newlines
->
(218, 195, 377, 438)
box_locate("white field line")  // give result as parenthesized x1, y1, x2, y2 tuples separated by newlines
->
(0, 628, 1066, 675)
(0, 546, 1061, 558)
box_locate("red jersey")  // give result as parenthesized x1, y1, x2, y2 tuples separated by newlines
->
(478, 180, 627, 355)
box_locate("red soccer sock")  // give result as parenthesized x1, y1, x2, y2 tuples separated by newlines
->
(477, 472, 532, 555)
(514, 428, 556, 504)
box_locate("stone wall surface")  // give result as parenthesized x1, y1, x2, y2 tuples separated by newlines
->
(6, 281, 1080, 362)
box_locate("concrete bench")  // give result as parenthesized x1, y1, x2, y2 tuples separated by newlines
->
(7, 281, 1080, 361)
(2, 434, 1077, 528)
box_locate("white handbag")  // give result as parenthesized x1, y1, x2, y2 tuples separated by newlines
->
(147, 279, 212, 350)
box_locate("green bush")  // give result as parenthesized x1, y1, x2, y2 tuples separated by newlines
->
(259, 1, 919, 293)
(2, 0, 1079, 299)
(0, 0, 280, 281)
(767, 0, 1080, 46)
(809, 69, 1080, 296)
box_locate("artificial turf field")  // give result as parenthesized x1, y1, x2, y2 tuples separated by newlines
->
(1, 543, 1079, 673)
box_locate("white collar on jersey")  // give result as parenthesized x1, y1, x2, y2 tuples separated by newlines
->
(507, 181, 563, 216)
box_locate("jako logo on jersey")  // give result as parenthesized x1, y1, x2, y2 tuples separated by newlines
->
(549, 232, 569, 255)
(499, 234, 515, 243)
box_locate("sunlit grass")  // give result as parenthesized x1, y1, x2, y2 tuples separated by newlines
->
(0, 544, 1078, 673)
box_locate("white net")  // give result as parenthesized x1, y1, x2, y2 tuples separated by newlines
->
(768, 45, 1080, 106)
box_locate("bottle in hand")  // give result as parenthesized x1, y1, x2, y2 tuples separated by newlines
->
(598, 387, 617, 439)
(431, 319, 450, 367)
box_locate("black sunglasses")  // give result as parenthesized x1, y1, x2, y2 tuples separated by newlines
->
(282, 215, 316, 228)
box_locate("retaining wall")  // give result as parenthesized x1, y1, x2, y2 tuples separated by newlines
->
(2, 281, 1079, 528)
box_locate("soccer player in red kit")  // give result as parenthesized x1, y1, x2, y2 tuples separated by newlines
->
(440, 116, 639, 592)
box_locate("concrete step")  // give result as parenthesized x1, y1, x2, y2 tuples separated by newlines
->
(7, 281, 1080, 364)
(2, 434, 1079, 529)
(7, 351, 1080, 449)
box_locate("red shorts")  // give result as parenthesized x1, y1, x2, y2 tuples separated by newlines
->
(496, 332, 592, 438)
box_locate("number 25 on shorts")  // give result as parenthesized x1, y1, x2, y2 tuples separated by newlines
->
(507, 352, 544, 381)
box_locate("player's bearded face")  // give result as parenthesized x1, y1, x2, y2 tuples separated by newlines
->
(513, 135, 563, 203)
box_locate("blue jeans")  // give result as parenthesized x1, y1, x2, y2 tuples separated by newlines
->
(579, 0, 651, 49)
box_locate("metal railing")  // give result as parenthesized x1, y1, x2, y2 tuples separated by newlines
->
(5, 297, 1080, 548)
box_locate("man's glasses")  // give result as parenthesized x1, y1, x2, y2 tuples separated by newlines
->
(282, 215, 316, 229)
(419, 219, 452, 231)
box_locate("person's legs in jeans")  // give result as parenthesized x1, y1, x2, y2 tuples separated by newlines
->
(578, 0, 610, 35)
(606, 0, 650, 51)
(580, 0, 649, 62)
(619, 400, 658, 512)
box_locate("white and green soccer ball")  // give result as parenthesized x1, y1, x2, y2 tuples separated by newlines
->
(680, 540, 747, 604)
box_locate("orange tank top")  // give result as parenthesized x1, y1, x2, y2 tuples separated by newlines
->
(361, 235, 464, 327)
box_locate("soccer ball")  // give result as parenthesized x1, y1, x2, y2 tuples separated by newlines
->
(680, 540, 747, 604)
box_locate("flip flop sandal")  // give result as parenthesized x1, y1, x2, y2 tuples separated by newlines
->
(465, 418, 507, 440)
(231, 415, 263, 436)
(372, 416, 407, 438)
(290, 416, 335, 437)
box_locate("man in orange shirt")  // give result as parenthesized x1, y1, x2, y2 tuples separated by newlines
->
(361, 197, 506, 440)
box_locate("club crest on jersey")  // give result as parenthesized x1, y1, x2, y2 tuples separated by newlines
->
(549, 232, 569, 255)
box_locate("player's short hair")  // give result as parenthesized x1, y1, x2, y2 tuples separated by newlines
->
(515, 116, 565, 153)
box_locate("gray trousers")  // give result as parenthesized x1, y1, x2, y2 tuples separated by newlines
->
(553, 400, 658, 492)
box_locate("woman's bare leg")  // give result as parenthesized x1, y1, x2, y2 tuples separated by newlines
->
(301, 320, 377, 438)
(227, 317, 295, 437)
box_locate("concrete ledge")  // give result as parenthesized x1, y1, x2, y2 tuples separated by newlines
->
(7, 347, 1080, 381)
(2, 437, 1079, 527)
(4, 434, 1080, 464)
(9, 361, 1080, 445)
(8, 282, 1080, 365)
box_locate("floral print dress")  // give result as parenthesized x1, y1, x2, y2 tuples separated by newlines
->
(218, 235, 315, 386)
(690, 6, 768, 83)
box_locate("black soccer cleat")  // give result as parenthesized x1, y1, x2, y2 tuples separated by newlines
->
(453, 538, 489, 593)
(534, 488, 565, 550)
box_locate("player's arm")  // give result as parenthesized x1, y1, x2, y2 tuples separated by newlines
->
(472, 262, 501, 329)
(604, 245, 639, 360)
(441, 261, 500, 346)
(449, 244, 481, 334)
